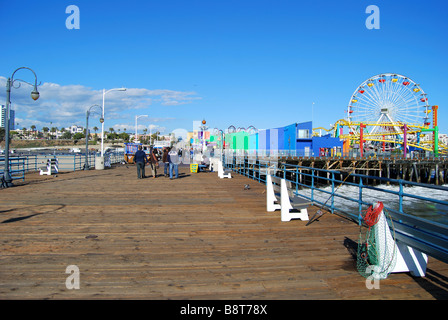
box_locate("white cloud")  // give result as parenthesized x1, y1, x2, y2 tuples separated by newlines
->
(0, 76, 201, 130)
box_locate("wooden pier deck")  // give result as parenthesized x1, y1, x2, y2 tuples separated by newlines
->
(1, 164, 447, 300)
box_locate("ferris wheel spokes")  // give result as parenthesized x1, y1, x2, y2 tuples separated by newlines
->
(345, 73, 431, 150)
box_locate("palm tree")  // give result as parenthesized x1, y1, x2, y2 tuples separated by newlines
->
(108, 128, 115, 142)
(50, 127, 57, 139)
(30, 125, 36, 138)
(42, 127, 49, 139)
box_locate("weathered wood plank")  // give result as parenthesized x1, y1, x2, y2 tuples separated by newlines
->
(0, 164, 447, 299)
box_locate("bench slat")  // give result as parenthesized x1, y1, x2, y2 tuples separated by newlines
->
(290, 196, 311, 208)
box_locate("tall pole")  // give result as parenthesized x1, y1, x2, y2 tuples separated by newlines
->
(101, 89, 105, 157)
(200, 120, 207, 153)
(403, 124, 408, 158)
(312, 102, 315, 126)
(3, 67, 39, 187)
(85, 109, 90, 169)
(100, 87, 126, 157)
(135, 115, 148, 143)
(433, 105, 439, 157)
(221, 130, 224, 163)
(359, 123, 366, 158)
(85, 105, 101, 170)
(3, 78, 12, 187)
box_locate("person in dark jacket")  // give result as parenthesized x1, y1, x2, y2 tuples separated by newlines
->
(134, 145, 148, 179)
(162, 147, 170, 177)
(148, 146, 159, 178)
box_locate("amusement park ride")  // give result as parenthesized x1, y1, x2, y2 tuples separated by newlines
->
(314, 73, 446, 157)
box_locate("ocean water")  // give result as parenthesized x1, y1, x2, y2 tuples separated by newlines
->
(298, 183, 448, 226)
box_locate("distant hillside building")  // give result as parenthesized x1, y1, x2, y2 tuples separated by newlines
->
(68, 125, 84, 134)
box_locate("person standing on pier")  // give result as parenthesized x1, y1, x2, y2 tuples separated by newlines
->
(168, 147, 179, 179)
(148, 146, 159, 178)
(162, 147, 170, 177)
(134, 145, 148, 179)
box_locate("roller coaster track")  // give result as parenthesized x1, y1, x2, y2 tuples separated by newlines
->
(312, 119, 447, 154)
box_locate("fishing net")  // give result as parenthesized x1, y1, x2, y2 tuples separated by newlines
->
(357, 202, 397, 280)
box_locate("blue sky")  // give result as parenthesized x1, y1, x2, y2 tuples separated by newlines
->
(0, 0, 447, 135)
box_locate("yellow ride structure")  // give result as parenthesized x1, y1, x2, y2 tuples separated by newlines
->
(313, 74, 446, 156)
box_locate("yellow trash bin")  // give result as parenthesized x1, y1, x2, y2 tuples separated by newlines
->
(190, 164, 198, 173)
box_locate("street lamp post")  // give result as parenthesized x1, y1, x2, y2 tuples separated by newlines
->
(312, 102, 315, 126)
(84, 104, 101, 170)
(3, 67, 40, 188)
(200, 119, 207, 153)
(135, 115, 148, 143)
(101, 87, 126, 157)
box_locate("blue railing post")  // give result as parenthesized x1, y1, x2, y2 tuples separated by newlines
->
(399, 180, 404, 213)
(311, 168, 315, 203)
(295, 167, 298, 194)
(331, 171, 335, 214)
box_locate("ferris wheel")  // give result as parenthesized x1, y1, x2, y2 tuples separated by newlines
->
(346, 73, 431, 136)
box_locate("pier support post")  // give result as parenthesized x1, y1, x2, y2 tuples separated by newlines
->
(386, 163, 390, 185)
(435, 164, 439, 186)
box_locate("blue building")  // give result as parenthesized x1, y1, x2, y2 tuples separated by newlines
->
(312, 134, 343, 157)
(296, 121, 313, 156)
(239, 121, 343, 157)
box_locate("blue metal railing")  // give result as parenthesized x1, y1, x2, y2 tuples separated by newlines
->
(223, 148, 447, 160)
(222, 155, 448, 264)
(0, 156, 27, 181)
(1, 151, 124, 179)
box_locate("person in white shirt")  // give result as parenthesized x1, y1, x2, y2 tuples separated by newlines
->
(168, 147, 179, 179)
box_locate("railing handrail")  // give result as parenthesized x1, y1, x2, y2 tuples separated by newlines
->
(1, 151, 124, 175)
(220, 154, 448, 264)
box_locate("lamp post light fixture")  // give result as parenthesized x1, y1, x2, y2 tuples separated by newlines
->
(135, 114, 148, 143)
(101, 87, 126, 157)
(3, 67, 40, 188)
(84, 104, 102, 170)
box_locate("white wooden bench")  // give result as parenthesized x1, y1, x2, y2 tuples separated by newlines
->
(209, 158, 218, 172)
(266, 174, 310, 221)
(217, 160, 232, 179)
(40, 158, 59, 176)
